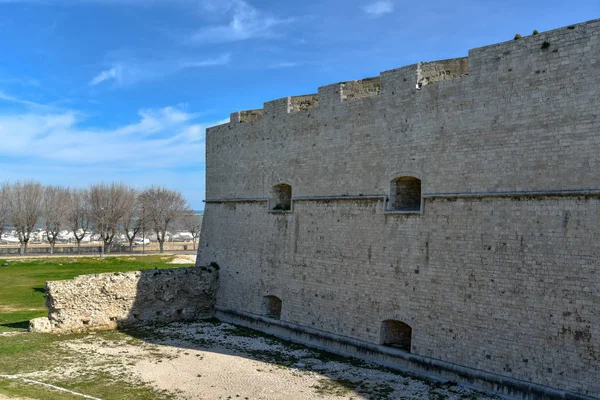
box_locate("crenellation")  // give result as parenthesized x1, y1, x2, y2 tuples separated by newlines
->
(416, 57, 468, 87)
(341, 76, 381, 102)
(263, 97, 291, 118)
(380, 64, 419, 96)
(290, 94, 319, 113)
(239, 108, 264, 123)
(221, 19, 600, 131)
(229, 111, 240, 123)
(317, 82, 343, 108)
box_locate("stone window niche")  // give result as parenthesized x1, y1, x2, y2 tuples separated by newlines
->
(380, 319, 412, 352)
(262, 295, 282, 320)
(269, 183, 292, 212)
(389, 176, 422, 213)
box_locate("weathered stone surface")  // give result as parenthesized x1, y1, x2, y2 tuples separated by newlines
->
(29, 317, 52, 333)
(198, 19, 600, 399)
(32, 267, 217, 333)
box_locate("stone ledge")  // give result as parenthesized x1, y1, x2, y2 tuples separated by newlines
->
(215, 306, 596, 400)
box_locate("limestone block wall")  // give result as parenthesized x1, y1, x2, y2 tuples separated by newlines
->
(200, 197, 599, 396)
(205, 19, 600, 199)
(198, 19, 600, 398)
(31, 267, 218, 333)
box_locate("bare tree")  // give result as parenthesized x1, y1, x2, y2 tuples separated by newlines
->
(0, 184, 9, 241)
(182, 211, 202, 251)
(66, 188, 91, 254)
(6, 181, 44, 254)
(139, 187, 188, 253)
(89, 182, 135, 254)
(120, 188, 140, 252)
(43, 185, 71, 254)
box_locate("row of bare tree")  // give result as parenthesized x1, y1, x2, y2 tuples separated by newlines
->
(0, 182, 202, 255)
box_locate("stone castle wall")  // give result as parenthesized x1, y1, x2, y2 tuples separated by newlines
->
(30, 267, 218, 333)
(198, 19, 600, 398)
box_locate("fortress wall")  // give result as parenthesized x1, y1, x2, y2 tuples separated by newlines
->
(199, 19, 600, 398)
(200, 197, 599, 396)
(205, 19, 600, 200)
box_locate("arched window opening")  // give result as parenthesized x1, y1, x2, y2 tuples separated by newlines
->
(380, 319, 412, 352)
(270, 184, 292, 211)
(390, 177, 421, 211)
(262, 295, 282, 319)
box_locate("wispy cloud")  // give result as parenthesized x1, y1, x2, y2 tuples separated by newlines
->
(0, 105, 218, 168)
(190, 0, 294, 43)
(180, 54, 232, 68)
(363, 1, 393, 17)
(90, 53, 231, 87)
(90, 67, 118, 86)
(268, 62, 300, 69)
(0, 0, 189, 5)
(0, 89, 52, 109)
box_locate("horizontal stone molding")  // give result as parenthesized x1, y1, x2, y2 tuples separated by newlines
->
(423, 189, 600, 199)
(205, 189, 600, 204)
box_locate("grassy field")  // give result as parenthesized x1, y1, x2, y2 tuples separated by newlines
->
(0, 255, 190, 399)
(0, 255, 186, 333)
(0, 256, 492, 400)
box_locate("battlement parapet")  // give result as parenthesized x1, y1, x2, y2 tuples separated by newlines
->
(208, 18, 600, 135)
(235, 58, 465, 119)
(341, 76, 381, 101)
(417, 57, 469, 87)
(216, 57, 466, 129)
(230, 108, 264, 123)
(290, 94, 319, 112)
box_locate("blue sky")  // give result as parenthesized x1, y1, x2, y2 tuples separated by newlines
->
(0, 0, 597, 209)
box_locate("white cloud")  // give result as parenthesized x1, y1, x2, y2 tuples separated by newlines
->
(0, 0, 190, 4)
(180, 53, 231, 68)
(89, 54, 231, 87)
(0, 89, 53, 109)
(90, 66, 119, 85)
(0, 105, 218, 169)
(363, 1, 393, 17)
(191, 0, 293, 43)
(268, 62, 300, 69)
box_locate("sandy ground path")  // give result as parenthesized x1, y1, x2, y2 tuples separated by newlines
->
(51, 321, 497, 400)
(168, 255, 197, 264)
(1, 320, 498, 399)
(135, 348, 334, 399)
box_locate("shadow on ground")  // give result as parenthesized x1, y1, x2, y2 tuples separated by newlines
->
(0, 321, 29, 330)
(116, 319, 491, 400)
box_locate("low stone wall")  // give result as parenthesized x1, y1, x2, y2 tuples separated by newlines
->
(30, 266, 218, 333)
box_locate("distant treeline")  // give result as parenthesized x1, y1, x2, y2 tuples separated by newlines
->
(0, 181, 201, 255)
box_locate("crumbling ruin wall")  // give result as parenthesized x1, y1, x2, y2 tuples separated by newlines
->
(30, 267, 218, 333)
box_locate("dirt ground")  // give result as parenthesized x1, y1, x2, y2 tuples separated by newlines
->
(2, 321, 498, 400)
(168, 255, 197, 264)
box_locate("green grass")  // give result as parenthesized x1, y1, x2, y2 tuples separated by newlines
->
(0, 377, 83, 400)
(0, 256, 186, 399)
(0, 330, 174, 399)
(0, 255, 184, 333)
